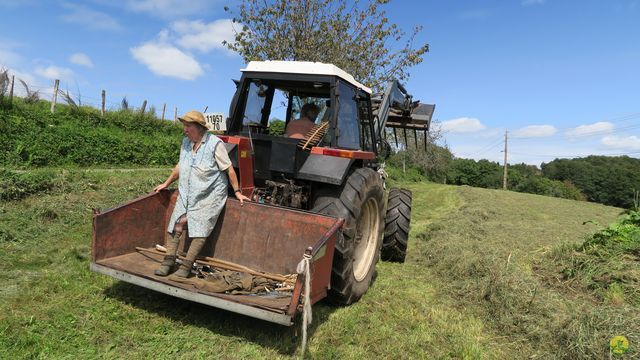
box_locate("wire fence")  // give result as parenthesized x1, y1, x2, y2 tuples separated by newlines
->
(0, 69, 183, 121)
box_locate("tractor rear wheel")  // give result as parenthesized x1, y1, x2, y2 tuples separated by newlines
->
(311, 168, 384, 305)
(381, 188, 412, 263)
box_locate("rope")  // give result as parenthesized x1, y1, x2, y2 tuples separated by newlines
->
(296, 253, 313, 357)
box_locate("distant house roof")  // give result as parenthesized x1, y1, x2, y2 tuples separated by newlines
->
(241, 61, 372, 94)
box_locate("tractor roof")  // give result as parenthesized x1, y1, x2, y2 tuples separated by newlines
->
(241, 61, 372, 94)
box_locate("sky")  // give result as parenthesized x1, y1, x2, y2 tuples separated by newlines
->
(1, 0, 639, 166)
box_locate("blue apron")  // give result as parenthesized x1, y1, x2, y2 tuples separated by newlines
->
(167, 133, 228, 238)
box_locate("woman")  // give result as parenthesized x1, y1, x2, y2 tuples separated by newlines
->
(153, 110, 250, 277)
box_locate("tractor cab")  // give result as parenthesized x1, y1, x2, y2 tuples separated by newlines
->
(220, 61, 379, 209)
(227, 61, 377, 153)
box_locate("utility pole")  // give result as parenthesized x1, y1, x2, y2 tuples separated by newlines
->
(502, 131, 508, 190)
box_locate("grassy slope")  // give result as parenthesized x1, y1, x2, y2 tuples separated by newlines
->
(0, 172, 630, 359)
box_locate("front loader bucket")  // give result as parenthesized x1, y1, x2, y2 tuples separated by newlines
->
(91, 190, 343, 326)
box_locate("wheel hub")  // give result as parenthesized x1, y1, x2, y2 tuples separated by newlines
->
(352, 197, 380, 282)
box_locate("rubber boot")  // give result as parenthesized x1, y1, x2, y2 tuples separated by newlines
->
(172, 237, 205, 278)
(173, 237, 206, 278)
(154, 231, 181, 276)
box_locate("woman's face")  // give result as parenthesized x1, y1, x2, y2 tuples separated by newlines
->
(183, 121, 205, 142)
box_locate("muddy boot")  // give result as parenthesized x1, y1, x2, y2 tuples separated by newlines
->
(173, 237, 205, 278)
(154, 231, 181, 276)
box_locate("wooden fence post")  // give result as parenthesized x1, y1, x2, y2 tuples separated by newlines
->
(140, 100, 147, 115)
(101, 90, 106, 117)
(162, 103, 166, 121)
(50, 79, 59, 113)
(9, 75, 14, 103)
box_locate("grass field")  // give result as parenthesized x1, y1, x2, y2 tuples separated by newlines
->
(1, 169, 634, 359)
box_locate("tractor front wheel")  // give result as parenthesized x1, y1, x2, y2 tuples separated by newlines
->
(381, 188, 412, 263)
(311, 168, 384, 305)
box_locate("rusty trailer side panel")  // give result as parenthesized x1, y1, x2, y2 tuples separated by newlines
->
(91, 190, 342, 325)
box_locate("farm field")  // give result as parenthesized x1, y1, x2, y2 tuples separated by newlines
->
(0, 169, 633, 359)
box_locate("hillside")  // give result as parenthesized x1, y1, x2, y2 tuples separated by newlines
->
(0, 171, 634, 359)
(0, 99, 182, 168)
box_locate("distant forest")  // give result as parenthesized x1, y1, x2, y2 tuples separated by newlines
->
(386, 145, 639, 209)
(445, 156, 640, 208)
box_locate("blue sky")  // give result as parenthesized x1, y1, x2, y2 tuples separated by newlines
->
(1, 0, 639, 165)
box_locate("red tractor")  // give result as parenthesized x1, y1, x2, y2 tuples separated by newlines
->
(91, 61, 433, 324)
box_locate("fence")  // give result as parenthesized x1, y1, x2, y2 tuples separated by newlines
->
(0, 69, 186, 122)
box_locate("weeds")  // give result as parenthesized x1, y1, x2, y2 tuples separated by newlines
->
(18, 79, 39, 103)
(554, 210, 640, 306)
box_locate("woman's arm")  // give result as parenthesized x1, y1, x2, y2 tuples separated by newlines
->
(226, 166, 251, 205)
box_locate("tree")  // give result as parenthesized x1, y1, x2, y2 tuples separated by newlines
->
(224, 0, 429, 90)
(267, 118, 285, 136)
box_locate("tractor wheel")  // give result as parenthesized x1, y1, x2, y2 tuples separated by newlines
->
(381, 188, 412, 263)
(311, 168, 384, 305)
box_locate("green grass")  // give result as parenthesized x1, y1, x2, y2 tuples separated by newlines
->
(1, 172, 633, 359)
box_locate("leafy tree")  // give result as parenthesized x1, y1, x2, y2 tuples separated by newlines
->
(267, 118, 285, 136)
(387, 144, 453, 183)
(446, 158, 501, 188)
(224, 0, 429, 90)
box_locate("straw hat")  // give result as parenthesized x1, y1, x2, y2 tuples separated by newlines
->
(178, 110, 207, 128)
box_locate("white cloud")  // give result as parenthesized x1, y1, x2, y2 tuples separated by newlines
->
(522, 0, 545, 5)
(69, 53, 94, 68)
(4, 68, 40, 98)
(172, 19, 235, 53)
(0, 40, 24, 67)
(130, 41, 203, 80)
(34, 65, 74, 82)
(601, 135, 640, 151)
(565, 121, 614, 138)
(0, 48, 21, 67)
(124, 0, 209, 19)
(440, 117, 486, 133)
(60, 3, 122, 31)
(512, 125, 556, 138)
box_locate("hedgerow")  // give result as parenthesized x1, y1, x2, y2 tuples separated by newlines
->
(0, 98, 182, 167)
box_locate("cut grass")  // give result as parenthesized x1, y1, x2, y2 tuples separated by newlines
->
(414, 185, 635, 359)
(0, 171, 632, 359)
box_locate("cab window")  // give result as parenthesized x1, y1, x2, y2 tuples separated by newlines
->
(336, 82, 360, 149)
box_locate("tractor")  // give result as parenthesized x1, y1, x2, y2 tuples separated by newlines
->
(91, 61, 433, 324)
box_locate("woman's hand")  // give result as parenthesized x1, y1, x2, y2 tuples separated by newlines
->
(235, 190, 251, 205)
(153, 182, 169, 192)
